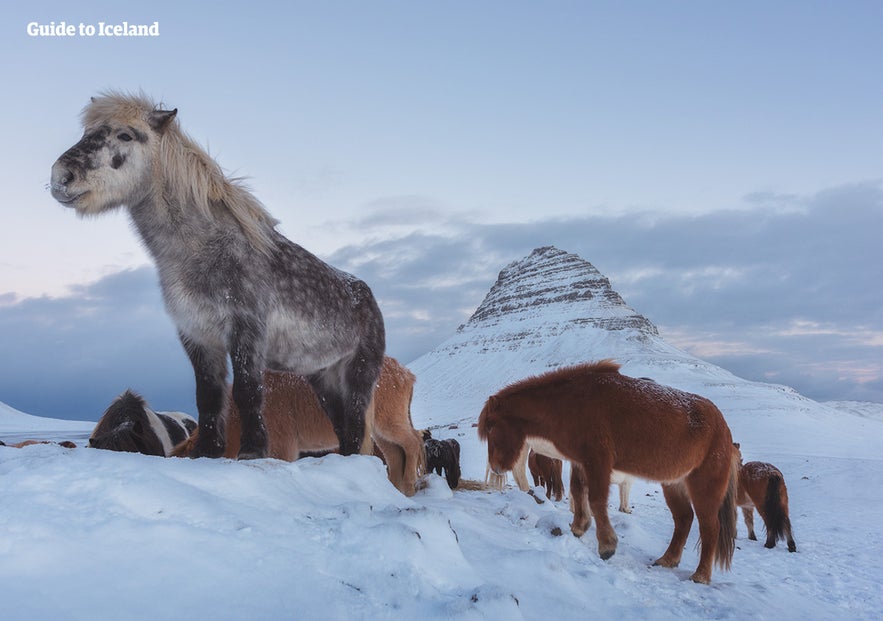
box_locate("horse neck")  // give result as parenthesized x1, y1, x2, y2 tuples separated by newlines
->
(127, 192, 193, 264)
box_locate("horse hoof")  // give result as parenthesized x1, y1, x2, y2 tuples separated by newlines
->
(599, 549, 616, 561)
(653, 557, 679, 569)
(689, 572, 711, 585)
(788, 543, 797, 553)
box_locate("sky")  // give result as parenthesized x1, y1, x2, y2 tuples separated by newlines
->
(1, 1, 881, 419)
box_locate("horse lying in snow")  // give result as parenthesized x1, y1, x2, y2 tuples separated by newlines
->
(734, 443, 797, 552)
(174, 357, 426, 496)
(0, 440, 77, 449)
(88, 390, 197, 457)
(422, 430, 461, 489)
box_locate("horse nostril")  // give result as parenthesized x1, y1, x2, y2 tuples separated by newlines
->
(50, 162, 75, 190)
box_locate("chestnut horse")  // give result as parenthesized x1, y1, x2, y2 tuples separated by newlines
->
(528, 450, 564, 501)
(174, 357, 425, 496)
(0, 440, 77, 449)
(478, 360, 738, 584)
(734, 443, 797, 552)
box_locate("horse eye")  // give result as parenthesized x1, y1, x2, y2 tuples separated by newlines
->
(118, 132, 133, 142)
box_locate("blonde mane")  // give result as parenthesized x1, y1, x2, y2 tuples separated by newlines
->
(83, 91, 279, 255)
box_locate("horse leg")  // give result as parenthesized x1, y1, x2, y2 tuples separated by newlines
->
(654, 482, 694, 569)
(376, 438, 407, 494)
(583, 463, 618, 560)
(512, 444, 531, 492)
(551, 462, 564, 502)
(742, 507, 757, 540)
(400, 429, 425, 494)
(686, 478, 726, 584)
(618, 475, 632, 513)
(784, 516, 797, 552)
(569, 462, 592, 537)
(180, 335, 228, 458)
(316, 348, 381, 456)
(229, 324, 268, 459)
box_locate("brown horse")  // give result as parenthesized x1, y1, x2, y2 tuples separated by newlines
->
(0, 440, 77, 449)
(528, 450, 564, 501)
(734, 443, 797, 552)
(478, 360, 738, 584)
(174, 357, 425, 496)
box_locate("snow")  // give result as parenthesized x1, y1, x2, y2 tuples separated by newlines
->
(1, 419, 881, 620)
(3, 247, 882, 619)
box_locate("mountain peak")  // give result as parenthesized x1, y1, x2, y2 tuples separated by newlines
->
(459, 245, 658, 337)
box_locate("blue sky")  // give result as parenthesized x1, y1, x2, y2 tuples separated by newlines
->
(1, 1, 881, 419)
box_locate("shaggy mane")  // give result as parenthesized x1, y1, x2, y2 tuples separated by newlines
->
(82, 91, 279, 255)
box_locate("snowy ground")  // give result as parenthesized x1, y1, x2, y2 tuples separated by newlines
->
(1, 398, 882, 620)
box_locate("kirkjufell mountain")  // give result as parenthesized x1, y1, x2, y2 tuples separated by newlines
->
(408, 246, 877, 458)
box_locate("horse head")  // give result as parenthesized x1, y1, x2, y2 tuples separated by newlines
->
(478, 397, 525, 476)
(50, 92, 177, 216)
(89, 390, 167, 456)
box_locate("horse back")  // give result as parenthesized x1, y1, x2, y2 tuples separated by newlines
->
(738, 461, 786, 508)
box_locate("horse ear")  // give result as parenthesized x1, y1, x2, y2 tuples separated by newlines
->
(148, 108, 178, 132)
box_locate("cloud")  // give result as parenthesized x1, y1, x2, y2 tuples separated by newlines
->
(0, 268, 194, 420)
(327, 181, 883, 403)
(2, 180, 880, 421)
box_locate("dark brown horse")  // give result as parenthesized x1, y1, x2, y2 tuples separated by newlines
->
(528, 450, 564, 501)
(422, 430, 461, 489)
(478, 360, 738, 584)
(734, 443, 797, 552)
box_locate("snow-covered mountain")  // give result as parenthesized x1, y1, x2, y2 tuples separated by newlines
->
(409, 246, 877, 459)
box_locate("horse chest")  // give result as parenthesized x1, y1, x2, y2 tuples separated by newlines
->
(161, 279, 231, 344)
(525, 437, 569, 461)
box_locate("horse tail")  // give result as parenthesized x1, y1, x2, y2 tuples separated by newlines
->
(415, 431, 428, 477)
(764, 474, 787, 544)
(715, 449, 739, 571)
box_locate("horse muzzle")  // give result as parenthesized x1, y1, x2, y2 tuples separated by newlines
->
(49, 161, 85, 206)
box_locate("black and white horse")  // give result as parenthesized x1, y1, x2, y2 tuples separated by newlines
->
(51, 92, 385, 459)
(89, 390, 196, 457)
